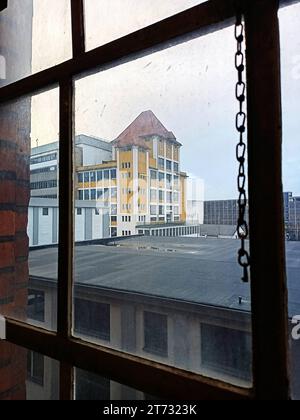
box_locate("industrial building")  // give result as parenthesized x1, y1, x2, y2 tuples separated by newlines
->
(25, 236, 300, 400)
(30, 111, 204, 243)
(204, 192, 300, 241)
(27, 198, 110, 247)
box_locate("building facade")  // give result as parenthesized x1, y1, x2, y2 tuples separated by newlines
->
(30, 112, 189, 241)
(30, 135, 113, 199)
(204, 193, 300, 241)
(77, 111, 188, 237)
(27, 199, 110, 247)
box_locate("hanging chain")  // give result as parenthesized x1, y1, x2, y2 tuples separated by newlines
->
(235, 14, 250, 283)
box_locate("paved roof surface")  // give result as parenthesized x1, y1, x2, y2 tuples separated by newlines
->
(29, 237, 300, 316)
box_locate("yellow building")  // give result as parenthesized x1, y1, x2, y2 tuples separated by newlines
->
(77, 111, 188, 237)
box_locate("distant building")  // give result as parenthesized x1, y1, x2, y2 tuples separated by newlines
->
(204, 199, 247, 226)
(31, 111, 191, 242)
(204, 193, 300, 241)
(186, 177, 204, 224)
(30, 135, 112, 199)
(284, 192, 300, 241)
(77, 111, 188, 237)
(28, 198, 110, 247)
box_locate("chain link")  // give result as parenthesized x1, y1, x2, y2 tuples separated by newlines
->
(235, 14, 250, 283)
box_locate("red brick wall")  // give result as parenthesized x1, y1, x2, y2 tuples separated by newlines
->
(0, 0, 33, 400)
(0, 106, 30, 400)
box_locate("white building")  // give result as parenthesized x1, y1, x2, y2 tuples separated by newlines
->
(186, 176, 205, 224)
(28, 198, 110, 247)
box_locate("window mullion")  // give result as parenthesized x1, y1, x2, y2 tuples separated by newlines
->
(244, 0, 290, 400)
(71, 0, 85, 57)
(57, 77, 74, 400)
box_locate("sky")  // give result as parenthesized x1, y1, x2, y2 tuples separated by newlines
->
(30, 0, 300, 200)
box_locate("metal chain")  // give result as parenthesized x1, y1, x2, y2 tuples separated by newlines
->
(235, 14, 250, 283)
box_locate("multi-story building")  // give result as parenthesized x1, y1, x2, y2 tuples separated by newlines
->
(204, 193, 300, 241)
(204, 199, 247, 226)
(76, 110, 189, 237)
(30, 134, 112, 199)
(285, 192, 300, 241)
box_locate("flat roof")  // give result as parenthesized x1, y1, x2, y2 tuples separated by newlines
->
(28, 237, 300, 315)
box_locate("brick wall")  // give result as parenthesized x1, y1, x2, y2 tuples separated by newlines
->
(0, 0, 33, 400)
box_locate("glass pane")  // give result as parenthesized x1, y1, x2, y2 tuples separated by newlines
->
(73, 27, 252, 387)
(0, 342, 59, 400)
(84, 0, 206, 50)
(75, 369, 156, 400)
(279, 3, 300, 400)
(0, 87, 59, 330)
(0, 0, 72, 87)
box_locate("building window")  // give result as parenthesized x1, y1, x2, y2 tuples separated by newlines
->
(173, 162, 179, 172)
(111, 205, 117, 215)
(76, 369, 110, 401)
(30, 180, 58, 190)
(97, 189, 103, 200)
(159, 172, 165, 182)
(78, 173, 83, 183)
(78, 190, 84, 200)
(111, 227, 117, 237)
(167, 192, 172, 203)
(150, 189, 157, 202)
(150, 205, 157, 216)
(27, 351, 44, 386)
(104, 170, 110, 180)
(144, 312, 168, 358)
(95, 209, 100, 215)
(166, 174, 172, 189)
(201, 324, 252, 381)
(110, 216, 117, 223)
(75, 299, 110, 341)
(111, 169, 117, 179)
(159, 190, 165, 202)
(150, 170, 157, 180)
(84, 190, 90, 200)
(111, 187, 117, 199)
(104, 188, 109, 200)
(42, 208, 49, 216)
(91, 189, 96, 200)
(77, 208, 82, 216)
(174, 175, 179, 188)
(90, 171, 96, 183)
(30, 153, 57, 165)
(159, 206, 165, 216)
(166, 160, 172, 171)
(97, 171, 102, 182)
(84, 172, 90, 183)
(158, 158, 165, 169)
(27, 290, 45, 323)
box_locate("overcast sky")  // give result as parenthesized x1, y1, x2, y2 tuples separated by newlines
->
(30, 1, 300, 200)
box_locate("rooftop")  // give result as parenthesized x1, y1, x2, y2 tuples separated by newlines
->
(29, 236, 300, 316)
(31, 135, 112, 156)
(112, 110, 181, 149)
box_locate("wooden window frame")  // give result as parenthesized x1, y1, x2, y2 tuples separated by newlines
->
(0, 0, 296, 400)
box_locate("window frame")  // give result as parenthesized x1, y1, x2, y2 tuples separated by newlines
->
(0, 0, 293, 400)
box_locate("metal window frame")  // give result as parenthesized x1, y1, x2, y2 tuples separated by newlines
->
(0, 0, 295, 400)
